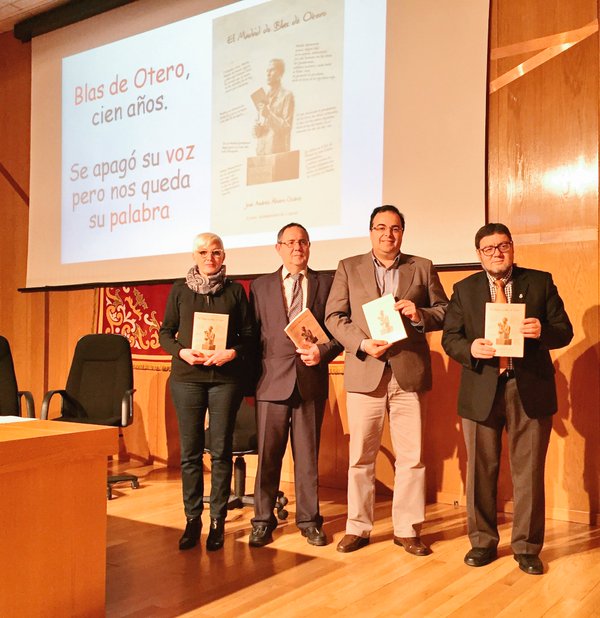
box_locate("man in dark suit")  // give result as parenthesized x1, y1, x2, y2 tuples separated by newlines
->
(249, 222, 342, 547)
(442, 223, 573, 575)
(325, 205, 448, 555)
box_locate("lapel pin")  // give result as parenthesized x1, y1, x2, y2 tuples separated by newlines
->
(518, 293, 523, 299)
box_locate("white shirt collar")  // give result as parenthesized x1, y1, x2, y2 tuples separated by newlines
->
(281, 266, 308, 280)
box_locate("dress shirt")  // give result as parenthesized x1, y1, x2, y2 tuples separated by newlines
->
(281, 267, 308, 315)
(372, 252, 401, 296)
(359, 252, 424, 353)
(486, 268, 513, 303)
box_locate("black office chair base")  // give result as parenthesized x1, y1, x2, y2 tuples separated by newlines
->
(107, 473, 140, 500)
(223, 490, 289, 520)
(203, 455, 289, 520)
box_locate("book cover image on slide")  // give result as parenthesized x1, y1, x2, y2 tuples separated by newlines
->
(284, 307, 329, 349)
(191, 312, 229, 352)
(210, 0, 345, 236)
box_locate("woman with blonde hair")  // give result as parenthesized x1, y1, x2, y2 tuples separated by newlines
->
(160, 232, 254, 551)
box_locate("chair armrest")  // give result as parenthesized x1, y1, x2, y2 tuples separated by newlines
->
(18, 390, 35, 418)
(41, 389, 68, 419)
(121, 388, 136, 427)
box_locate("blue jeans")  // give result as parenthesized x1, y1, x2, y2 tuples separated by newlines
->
(170, 380, 243, 520)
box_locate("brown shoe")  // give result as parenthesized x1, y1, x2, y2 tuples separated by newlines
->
(393, 536, 432, 556)
(337, 534, 369, 553)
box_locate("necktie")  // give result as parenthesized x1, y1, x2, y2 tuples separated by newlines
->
(288, 273, 303, 321)
(494, 279, 509, 370)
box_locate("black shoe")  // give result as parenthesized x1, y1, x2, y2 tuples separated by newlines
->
(514, 553, 544, 575)
(301, 526, 327, 546)
(179, 517, 201, 550)
(464, 547, 497, 567)
(249, 524, 274, 547)
(206, 517, 225, 552)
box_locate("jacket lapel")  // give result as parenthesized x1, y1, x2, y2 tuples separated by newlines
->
(270, 267, 289, 324)
(511, 266, 529, 304)
(306, 268, 318, 309)
(395, 254, 416, 300)
(356, 253, 379, 299)
(473, 271, 491, 330)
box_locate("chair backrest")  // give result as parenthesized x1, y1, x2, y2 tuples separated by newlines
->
(0, 335, 20, 416)
(206, 397, 258, 454)
(62, 334, 133, 426)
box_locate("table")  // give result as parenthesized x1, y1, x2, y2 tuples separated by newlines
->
(0, 419, 118, 617)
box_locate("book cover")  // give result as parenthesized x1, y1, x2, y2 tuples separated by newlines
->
(250, 87, 267, 109)
(484, 302, 525, 357)
(191, 312, 229, 352)
(362, 294, 407, 343)
(211, 0, 345, 233)
(284, 307, 330, 349)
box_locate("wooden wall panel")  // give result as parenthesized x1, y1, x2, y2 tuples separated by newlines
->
(1, 0, 598, 524)
(488, 0, 599, 523)
(0, 32, 47, 408)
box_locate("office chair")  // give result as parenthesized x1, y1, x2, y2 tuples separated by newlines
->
(40, 333, 139, 499)
(204, 396, 288, 520)
(0, 335, 35, 418)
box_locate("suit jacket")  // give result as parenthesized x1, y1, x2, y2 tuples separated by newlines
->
(441, 266, 573, 421)
(325, 252, 448, 394)
(251, 267, 342, 402)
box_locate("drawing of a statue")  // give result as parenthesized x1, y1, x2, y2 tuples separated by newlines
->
(378, 309, 393, 336)
(496, 317, 512, 345)
(202, 325, 216, 350)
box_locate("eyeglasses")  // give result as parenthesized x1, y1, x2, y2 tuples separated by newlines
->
(371, 224, 403, 234)
(278, 239, 309, 248)
(478, 242, 513, 256)
(195, 250, 224, 258)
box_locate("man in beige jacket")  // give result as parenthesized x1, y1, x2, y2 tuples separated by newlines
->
(325, 205, 448, 555)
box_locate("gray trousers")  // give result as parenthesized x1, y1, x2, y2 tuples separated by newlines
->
(252, 390, 325, 530)
(462, 377, 552, 555)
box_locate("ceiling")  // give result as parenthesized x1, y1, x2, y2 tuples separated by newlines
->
(0, 0, 70, 35)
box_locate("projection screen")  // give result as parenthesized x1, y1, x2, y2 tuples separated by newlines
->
(27, 0, 489, 288)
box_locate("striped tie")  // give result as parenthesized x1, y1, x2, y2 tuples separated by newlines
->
(288, 273, 303, 321)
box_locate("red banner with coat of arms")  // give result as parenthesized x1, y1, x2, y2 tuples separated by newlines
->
(94, 280, 252, 370)
(95, 280, 344, 372)
(95, 284, 172, 369)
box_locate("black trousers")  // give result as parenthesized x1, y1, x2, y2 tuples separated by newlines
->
(170, 380, 243, 520)
(462, 377, 552, 555)
(252, 389, 325, 530)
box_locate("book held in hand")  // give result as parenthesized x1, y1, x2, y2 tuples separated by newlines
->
(192, 312, 229, 352)
(362, 294, 407, 343)
(484, 302, 525, 357)
(250, 87, 268, 110)
(284, 307, 329, 349)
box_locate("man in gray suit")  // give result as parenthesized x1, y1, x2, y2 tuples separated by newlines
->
(442, 223, 573, 575)
(325, 205, 448, 554)
(249, 222, 342, 547)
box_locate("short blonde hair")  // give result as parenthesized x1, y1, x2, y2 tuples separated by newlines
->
(192, 232, 224, 251)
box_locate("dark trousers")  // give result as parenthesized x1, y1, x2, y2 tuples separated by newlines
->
(252, 390, 325, 530)
(170, 380, 243, 520)
(462, 377, 552, 555)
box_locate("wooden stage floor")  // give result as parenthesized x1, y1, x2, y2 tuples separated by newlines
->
(106, 464, 600, 617)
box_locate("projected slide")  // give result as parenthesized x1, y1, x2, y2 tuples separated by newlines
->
(60, 0, 384, 265)
(211, 0, 344, 235)
(29, 0, 489, 287)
